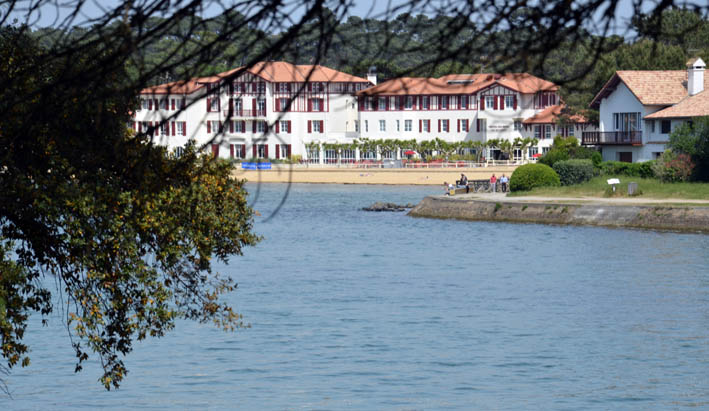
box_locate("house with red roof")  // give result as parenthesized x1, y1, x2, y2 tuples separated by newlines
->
(585, 57, 707, 162)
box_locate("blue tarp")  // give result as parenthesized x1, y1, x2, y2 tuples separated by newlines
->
(241, 162, 272, 170)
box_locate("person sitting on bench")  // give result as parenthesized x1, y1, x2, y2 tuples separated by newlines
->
(458, 173, 469, 193)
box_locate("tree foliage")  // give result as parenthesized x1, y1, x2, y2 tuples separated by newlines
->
(668, 117, 709, 181)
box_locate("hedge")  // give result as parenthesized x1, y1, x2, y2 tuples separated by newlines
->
(600, 160, 655, 178)
(553, 159, 596, 186)
(510, 163, 561, 192)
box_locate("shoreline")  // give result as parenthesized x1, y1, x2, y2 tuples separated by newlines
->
(408, 193, 709, 233)
(234, 166, 517, 185)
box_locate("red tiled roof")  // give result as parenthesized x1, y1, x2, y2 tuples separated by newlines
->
(357, 73, 557, 96)
(141, 61, 369, 95)
(590, 70, 709, 108)
(522, 105, 588, 124)
(645, 89, 709, 119)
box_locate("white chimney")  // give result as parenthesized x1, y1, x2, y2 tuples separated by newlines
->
(687, 57, 705, 96)
(367, 66, 377, 85)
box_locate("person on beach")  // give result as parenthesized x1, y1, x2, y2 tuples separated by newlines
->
(490, 174, 497, 193)
(458, 173, 469, 193)
(443, 181, 452, 195)
(500, 174, 509, 193)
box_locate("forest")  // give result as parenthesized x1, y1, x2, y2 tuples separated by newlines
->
(29, 6, 709, 118)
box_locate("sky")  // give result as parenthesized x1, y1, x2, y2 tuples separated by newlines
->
(2, 0, 706, 37)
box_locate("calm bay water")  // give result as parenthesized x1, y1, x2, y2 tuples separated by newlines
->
(6, 183, 709, 409)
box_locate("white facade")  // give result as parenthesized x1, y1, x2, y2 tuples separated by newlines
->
(133, 63, 592, 162)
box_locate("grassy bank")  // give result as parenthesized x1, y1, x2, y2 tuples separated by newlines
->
(509, 176, 709, 199)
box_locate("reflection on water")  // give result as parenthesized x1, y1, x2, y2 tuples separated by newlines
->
(9, 183, 709, 409)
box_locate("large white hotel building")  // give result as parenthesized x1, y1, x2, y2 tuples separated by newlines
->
(133, 61, 592, 162)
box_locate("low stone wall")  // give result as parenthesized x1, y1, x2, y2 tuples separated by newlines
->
(408, 196, 709, 233)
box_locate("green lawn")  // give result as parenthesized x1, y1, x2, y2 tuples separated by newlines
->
(509, 176, 709, 199)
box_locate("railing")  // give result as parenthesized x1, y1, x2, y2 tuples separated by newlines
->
(287, 160, 530, 169)
(582, 131, 642, 145)
(223, 109, 267, 117)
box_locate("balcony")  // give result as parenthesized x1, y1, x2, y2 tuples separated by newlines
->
(582, 131, 642, 146)
(223, 109, 266, 118)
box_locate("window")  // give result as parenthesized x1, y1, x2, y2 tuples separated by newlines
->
(485, 96, 495, 110)
(542, 147, 551, 154)
(176, 98, 185, 110)
(378, 97, 387, 111)
(325, 149, 337, 163)
(276, 83, 289, 93)
(545, 125, 552, 139)
(396, 120, 400, 132)
(177, 122, 185, 135)
(513, 121, 522, 131)
(661, 120, 671, 134)
(173, 146, 184, 158)
(141, 99, 148, 110)
(311, 82, 323, 93)
(361, 150, 376, 160)
(442, 119, 449, 132)
(422, 96, 430, 110)
(160, 123, 169, 135)
(355, 120, 359, 132)
(649, 120, 655, 133)
(279, 120, 288, 133)
(460, 95, 468, 109)
(257, 98, 266, 113)
(404, 120, 412, 132)
(278, 98, 289, 111)
(233, 98, 242, 112)
(209, 98, 219, 112)
(365, 120, 368, 132)
(461, 120, 468, 132)
(233, 144, 245, 159)
(280, 145, 289, 158)
(257, 144, 267, 158)
(440, 96, 448, 109)
(257, 121, 266, 133)
(307, 146, 320, 161)
(313, 120, 322, 133)
(505, 95, 514, 109)
(382, 150, 395, 160)
(341, 149, 355, 162)
(366, 98, 374, 111)
(423, 119, 431, 132)
(234, 121, 244, 133)
(534, 125, 541, 139)
(311, 98, 321, 112)
(614, 112, 642, 131)
(210, 120, 221, 133)
(160, 99, 168, 110)
(405, 96, 413, 109)
(232, 82, 244, 94)
(567, 126, 575, 137)
(256, 82, 266, 94)
(379, 120, 386, 132)
(529, 146, 538, 157)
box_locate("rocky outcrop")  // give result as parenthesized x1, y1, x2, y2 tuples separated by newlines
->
(408, 196, 709, 233)
(363, 202, 415, 212)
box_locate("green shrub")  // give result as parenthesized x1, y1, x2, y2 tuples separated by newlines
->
(652, 150, 695, 182)
(591, 151, 602, 168)
(538, 149, 569, 168)
(600, 160, 655, 178)
(568, 146, 598, 160)
(510, 163, 561, 191)
(553, 159, 596, 185)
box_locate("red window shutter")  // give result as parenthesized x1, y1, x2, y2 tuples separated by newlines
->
(172, 122, 176, 136)
(252, 145, 257, 158)
(207, 121, 211, 133)
(493, 96, 498, 110)
(287, 144, 292, 157)
(241, 145, 246, 158)
(230, 120, 234, 133)
(148, 99, 153, 110)
(154, 99, 159, 110)
(138, 122, 142, 132)
(276, 144, 280, 159)
(476, 119, 480, 132)
(182, 122, 186, 136)
(480, 96, 485, 110)
(419, 119, 422, 132)
(513, 96, 518, 110)
(438, 119, 441, 132)
(308, 99, 312, 112)
(287, 121, 292, 133)
(264, 121, 268, 132)
(182, 98, 186, 108)
(206, 98, 211, 112)
(308, 120, 312, 133)
(275, 99, 280, 112)
(241, 121, 245, 132)
(252, 121, 257, 133)
(211, 144, 219, 158)
(358, 98, 364, 111)
(264, 145, 269, 158)
(319, 120, 324, 133)
(171, 99, 175, 110)
(230, 144, 234, 158)
(252, 99, 257, 114)
(320, 98, 325, 112)
(457, 119, 460, 132)
(132, 122, 136, 131)
(275, 121, 280, 133)
(229, 99, 234, 115)
(500, 96, 505, 110)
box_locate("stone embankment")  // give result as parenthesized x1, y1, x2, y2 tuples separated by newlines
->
(363, 202, 414, 212)
(408, 195, 709, 233)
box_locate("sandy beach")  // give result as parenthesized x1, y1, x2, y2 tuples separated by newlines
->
(234, 165, 518, 185)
